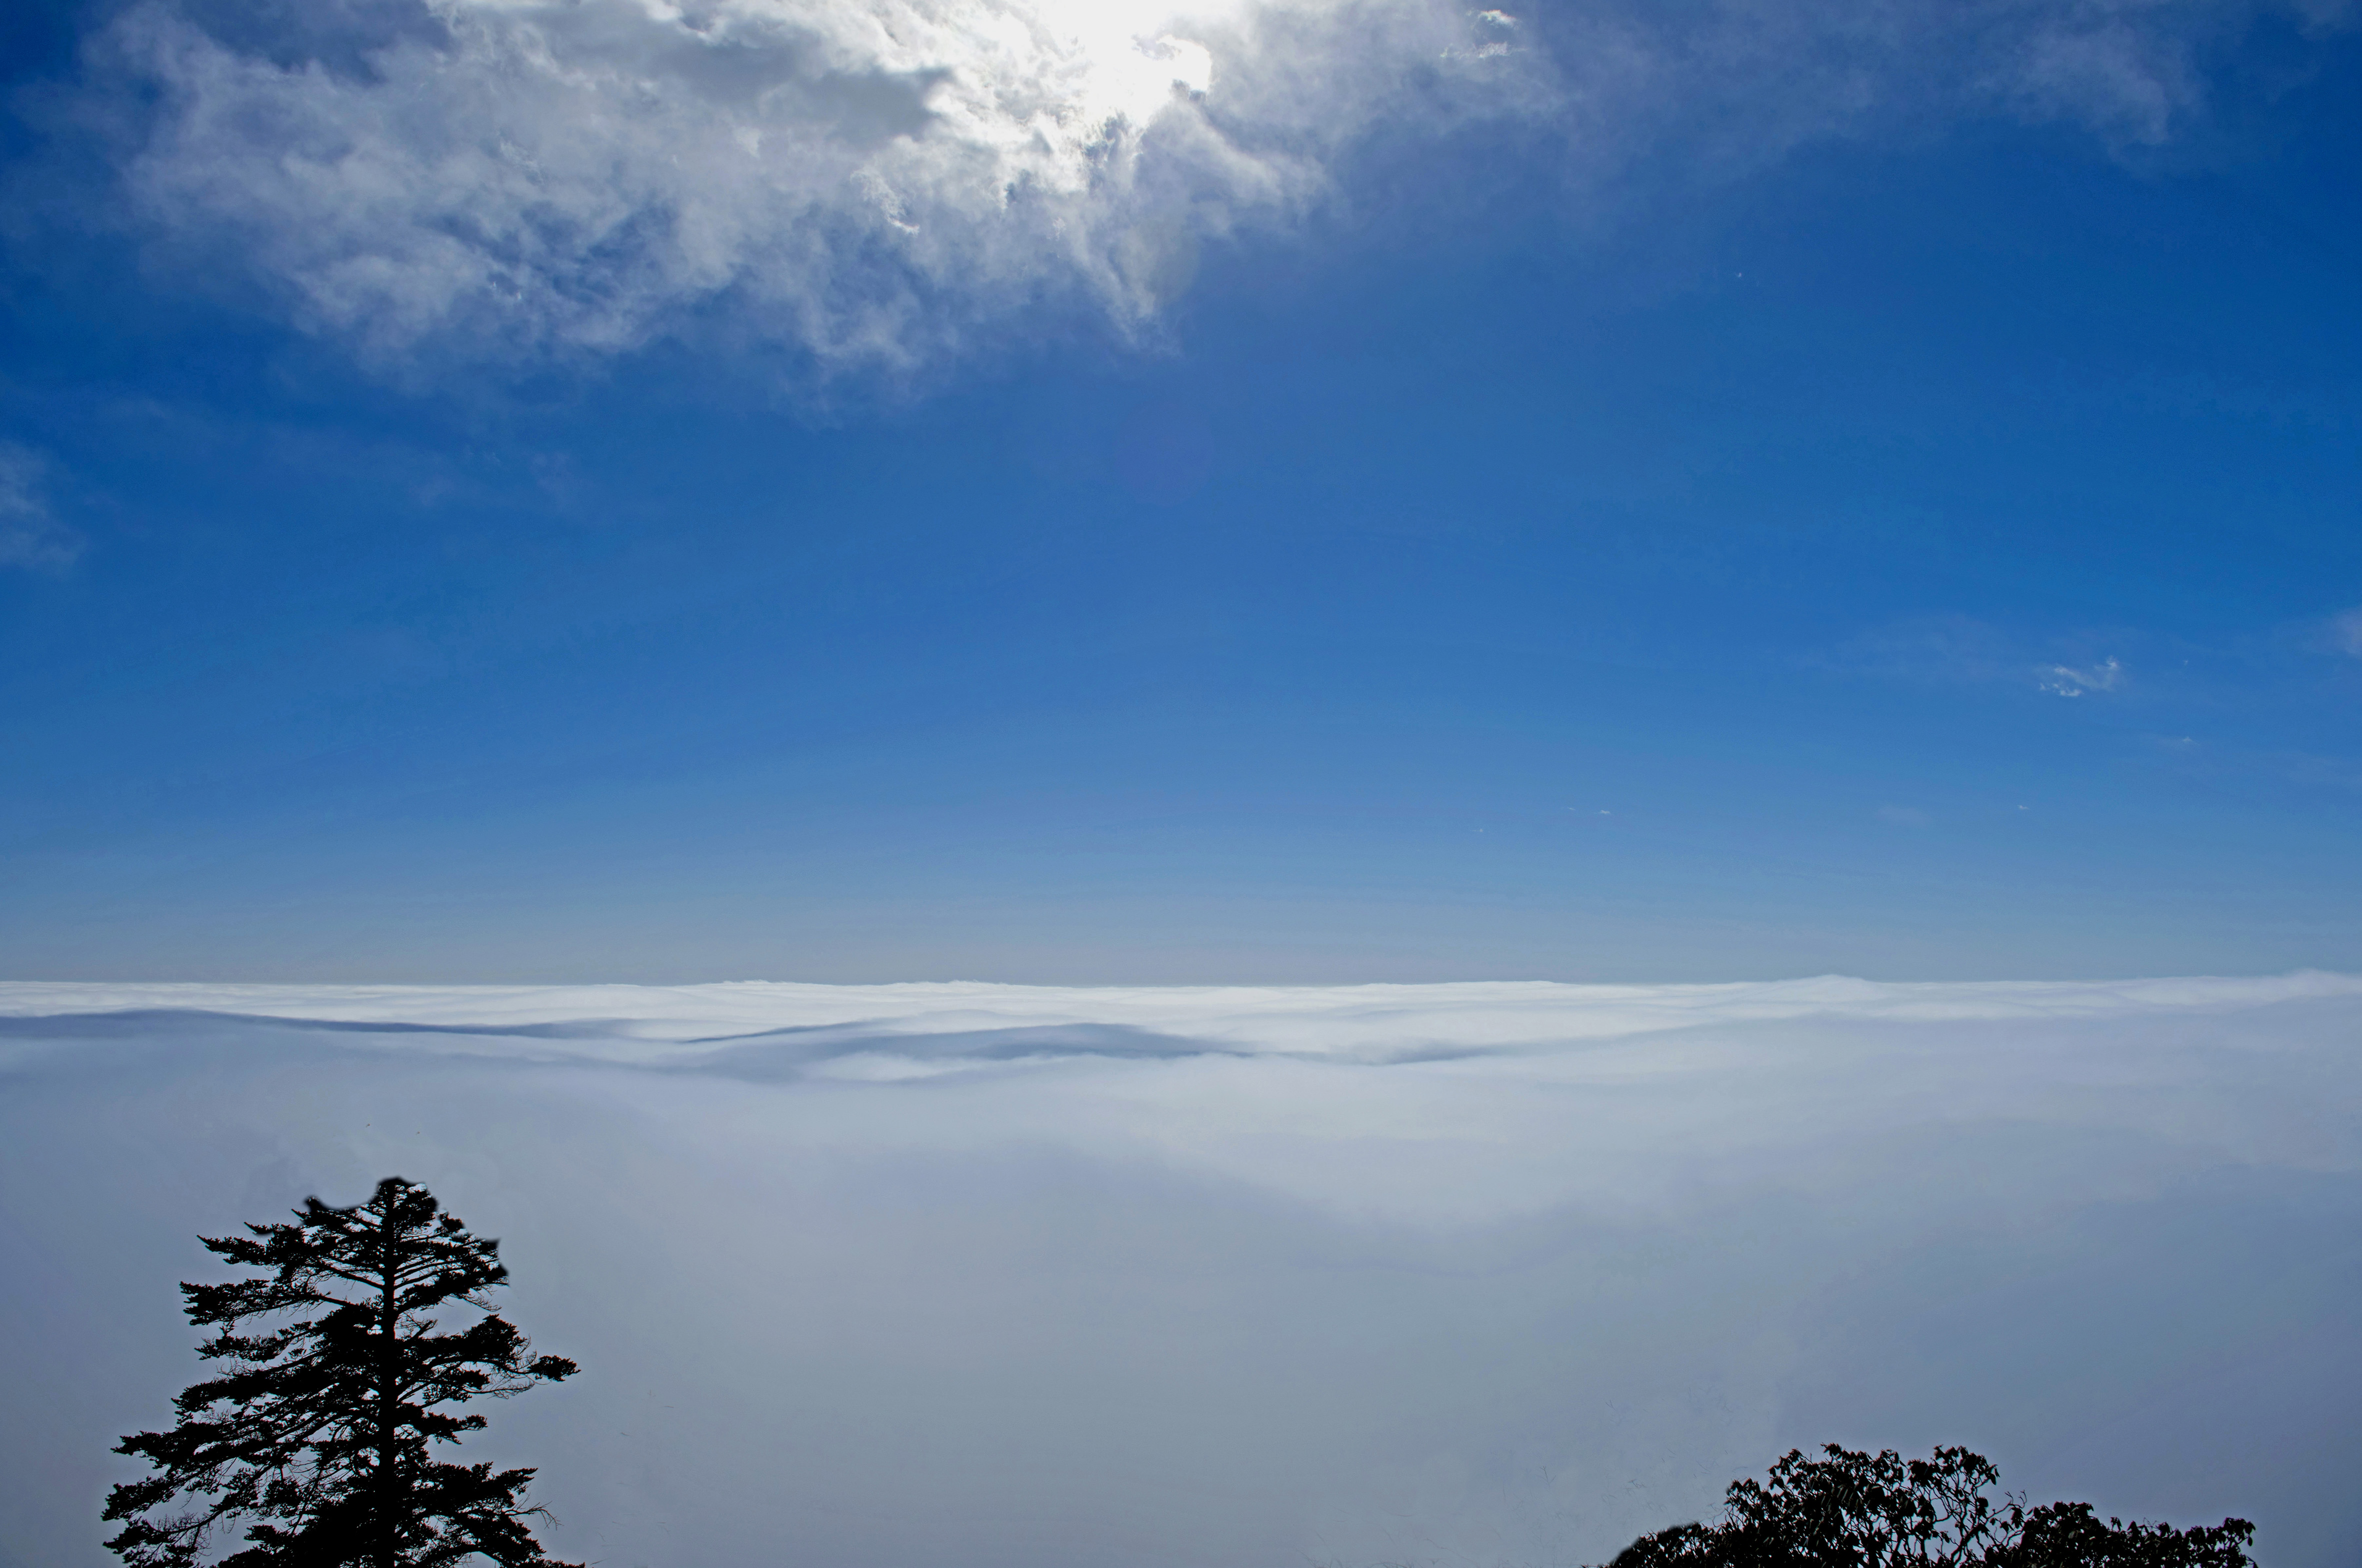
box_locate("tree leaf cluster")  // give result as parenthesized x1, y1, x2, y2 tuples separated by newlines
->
(1606, 1446, 2255, 1568)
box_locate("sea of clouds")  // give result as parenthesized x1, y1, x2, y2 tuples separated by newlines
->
(4, 974, 2360, 1567)
(36, 0, 2350, 375)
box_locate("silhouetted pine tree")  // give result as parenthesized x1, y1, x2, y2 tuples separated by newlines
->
(104, 1178, 580, 1568)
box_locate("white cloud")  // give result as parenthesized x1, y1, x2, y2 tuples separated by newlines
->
(60, 0, 2350, 378)
(0, 444, 82, 571)
(4, 974, 2361, 1567)
(88, 0, 1547, 372)
(2330, 606, 2362, 656)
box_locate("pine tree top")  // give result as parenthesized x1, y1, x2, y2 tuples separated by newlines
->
(106, 1178, 580, 1568)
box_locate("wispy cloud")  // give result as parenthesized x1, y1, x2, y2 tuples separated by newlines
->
(1824, 616, 2140, 701)
(44, 0, 2348, 379)
(0, 443, 81, 571)
(2038, 655, 2124, 697)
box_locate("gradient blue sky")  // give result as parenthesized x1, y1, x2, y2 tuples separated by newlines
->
(2, 0, 2360, 981)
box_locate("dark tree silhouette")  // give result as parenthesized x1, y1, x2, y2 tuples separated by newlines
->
(1604, 1445, 2253, 1568)
(104, 1178, 580, 1568)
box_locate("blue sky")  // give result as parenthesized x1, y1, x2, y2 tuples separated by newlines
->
(2, 0, 2360, 981)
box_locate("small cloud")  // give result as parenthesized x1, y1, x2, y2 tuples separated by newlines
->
(1878, 805, 1930, 827)
(2038, 657, 2122, 697)
(0, 444, 82, 572)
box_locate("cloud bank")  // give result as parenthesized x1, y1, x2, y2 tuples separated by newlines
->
(53, 0, 2349, 375)
(4, 975, 2360, 1567)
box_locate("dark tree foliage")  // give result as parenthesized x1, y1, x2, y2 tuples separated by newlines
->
(104, 1178, 580, 1568)
(1604, 1446, 2254, 1568)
